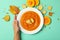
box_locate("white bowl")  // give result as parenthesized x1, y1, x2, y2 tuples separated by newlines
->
(17, 8, 44, 34)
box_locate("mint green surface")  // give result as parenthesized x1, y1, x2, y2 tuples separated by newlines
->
(0, 0, 60, 40)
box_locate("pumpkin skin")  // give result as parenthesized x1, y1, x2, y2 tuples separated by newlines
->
(10, 6, 20, 15)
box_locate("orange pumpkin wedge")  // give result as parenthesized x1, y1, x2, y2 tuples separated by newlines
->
(26, 0, 35, 7)
(10, 6, 20, 15)
(44, 16, 51, 25)
(3, 15, 10, 21)
(34, 0, 39, 6)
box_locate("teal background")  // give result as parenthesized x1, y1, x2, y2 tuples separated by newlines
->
(0, 0, 60, 40)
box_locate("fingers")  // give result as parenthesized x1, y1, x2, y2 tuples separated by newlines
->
(14, 15, 17, 22)
(14, 15, 17, 20)
(14, 20, 17, 24)
(13, 15, 18, 26)
(13, 15, 20, 31)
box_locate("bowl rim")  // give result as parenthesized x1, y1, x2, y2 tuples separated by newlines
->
(17, 7, 44, 34)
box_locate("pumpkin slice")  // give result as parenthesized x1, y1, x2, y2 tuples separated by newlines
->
(42, 10, 46, 14)
(38, 5, 43, 10)
(10, 6, 20, 15)
(22, 4, 27, 9)
(34, 0, 39, 6)
(26, 18, 34, 24)
(3, 15, 10, 21)
(44, 16, 51, 25)
(48, 6, 52, 10)
(49, 12, 53, 16)
(26, 0, 35, 7)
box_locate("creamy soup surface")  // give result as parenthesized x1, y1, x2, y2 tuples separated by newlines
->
(20, 11, 40, 31)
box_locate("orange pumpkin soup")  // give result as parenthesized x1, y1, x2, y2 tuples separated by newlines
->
(20, 11, 40, 31)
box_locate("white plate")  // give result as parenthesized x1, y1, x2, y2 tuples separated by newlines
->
(17, 8, 44, 34)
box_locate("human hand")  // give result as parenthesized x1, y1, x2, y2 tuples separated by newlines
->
(13, 15, 20, 33)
